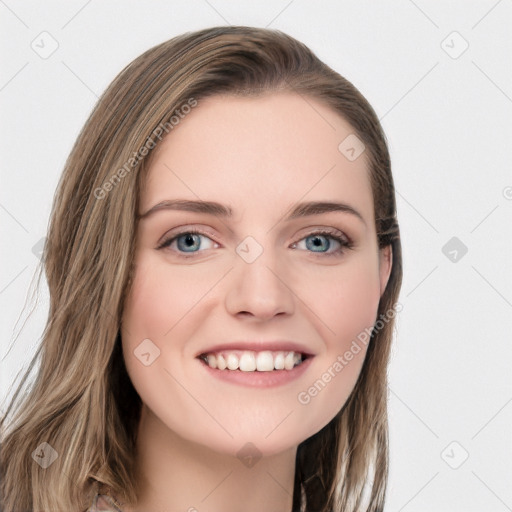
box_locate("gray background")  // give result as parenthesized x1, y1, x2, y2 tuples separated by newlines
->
(1, 1, 511, 510)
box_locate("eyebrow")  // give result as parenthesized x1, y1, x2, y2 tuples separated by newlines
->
(138, 199, 366, 226)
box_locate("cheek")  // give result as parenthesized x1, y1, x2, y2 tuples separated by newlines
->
(120, 254, 223, 402)
(122, 257, 211, 341)
(308, 254, 382, 346)
(120, 258, 189, 390)
(293, 254, 381, 433)
(120, 258, 213, 437)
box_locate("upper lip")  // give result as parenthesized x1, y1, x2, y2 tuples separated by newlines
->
(196, 341, 315, 358)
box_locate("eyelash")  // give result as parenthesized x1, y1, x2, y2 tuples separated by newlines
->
(156, 228, 354, 259)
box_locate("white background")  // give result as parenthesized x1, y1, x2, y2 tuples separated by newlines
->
(1, 1, 511, 511)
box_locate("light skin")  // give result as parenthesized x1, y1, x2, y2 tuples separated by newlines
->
(120, 92, 392, 512)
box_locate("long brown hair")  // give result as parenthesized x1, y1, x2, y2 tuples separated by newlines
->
(0, 26, 402, 511)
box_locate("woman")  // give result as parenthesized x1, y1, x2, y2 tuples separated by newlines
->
(0, 26, 402, 512)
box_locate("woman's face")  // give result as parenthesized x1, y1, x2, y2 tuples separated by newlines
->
(121, 92, 392, 456)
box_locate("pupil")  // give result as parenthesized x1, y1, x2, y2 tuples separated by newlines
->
(179, 233, 200, 252)
(308, 235, 328, 252)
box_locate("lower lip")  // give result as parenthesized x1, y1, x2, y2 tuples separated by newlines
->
(198, 357, 314, 388)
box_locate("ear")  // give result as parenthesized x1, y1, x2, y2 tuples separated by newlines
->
(378, 245, 393, 298)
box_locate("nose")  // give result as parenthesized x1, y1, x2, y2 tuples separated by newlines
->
(224, 245, 295, 322)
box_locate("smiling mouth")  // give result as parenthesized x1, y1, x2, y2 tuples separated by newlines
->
(198, 350, 309, 372)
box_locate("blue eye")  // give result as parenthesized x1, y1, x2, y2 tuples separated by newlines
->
(158, 228, 352, 258)
(293, 231, 351, 256)
(175, 233, 204, 252)
(158, 229, 217, 255)
(307, 234, 335, 252)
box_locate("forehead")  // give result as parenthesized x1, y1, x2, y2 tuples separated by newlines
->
(141, 92, 374, 223)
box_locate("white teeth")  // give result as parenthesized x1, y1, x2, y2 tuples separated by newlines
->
(207, 354, 217, 369)
(201, 350, 304, 372)
(217, 354, 227, 370)
(239, 352, 256, 372)
(226, 353, 239, 370)
(284, 352, 295, 370)
(256, 351, 274, 372)
(274, 352, 285, 370)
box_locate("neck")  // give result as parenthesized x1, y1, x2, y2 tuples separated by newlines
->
(124, 404, 297, 512)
